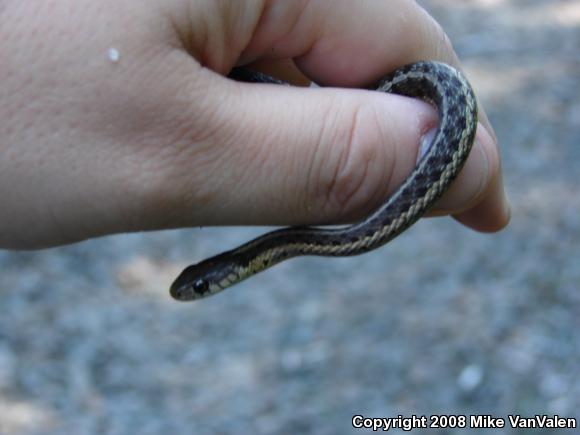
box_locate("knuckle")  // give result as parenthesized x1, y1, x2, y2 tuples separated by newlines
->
(434, 25, 456, 61)
(311, 102, 395, 221)
(412, 2, 457, 63)
(423, 13, 457, 63)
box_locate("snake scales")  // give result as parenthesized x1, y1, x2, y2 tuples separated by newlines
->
(170, 61, 478, 301)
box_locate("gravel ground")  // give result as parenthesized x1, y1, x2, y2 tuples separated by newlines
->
(1, 1, 579, 434)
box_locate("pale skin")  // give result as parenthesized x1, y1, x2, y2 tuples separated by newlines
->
(0, 0, 509, 250)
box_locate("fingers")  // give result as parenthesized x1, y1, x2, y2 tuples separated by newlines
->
(430, 125, 510, 232)
(154, 69, 489, 231)
(236, 0, 509, 231)
(153, 0, 509, 232)
(243, 1, 498, 141)
(452, 132, 511, 232)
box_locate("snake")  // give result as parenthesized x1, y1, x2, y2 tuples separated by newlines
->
(170, 61, 478, 301)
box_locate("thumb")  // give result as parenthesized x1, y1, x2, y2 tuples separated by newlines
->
(163, 68, 489, 228)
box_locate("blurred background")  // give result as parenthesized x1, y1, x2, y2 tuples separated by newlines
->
(1, 0, 579, 433)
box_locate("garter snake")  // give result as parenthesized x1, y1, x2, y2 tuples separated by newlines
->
(170, 61, 478, 301)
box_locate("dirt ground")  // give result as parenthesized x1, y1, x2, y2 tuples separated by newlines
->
(1, 1, 579, 434)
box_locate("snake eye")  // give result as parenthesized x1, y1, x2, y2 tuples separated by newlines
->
(192, 279, 209, 295)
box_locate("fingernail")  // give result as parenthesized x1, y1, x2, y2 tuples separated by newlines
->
(417, 128, 437, 162)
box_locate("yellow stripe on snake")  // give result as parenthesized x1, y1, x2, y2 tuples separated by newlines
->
(170, 61, 478, 301)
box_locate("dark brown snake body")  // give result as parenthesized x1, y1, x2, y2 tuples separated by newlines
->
(170, 61, 478, 301)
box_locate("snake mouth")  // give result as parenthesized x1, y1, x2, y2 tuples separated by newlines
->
(169, 280, 192, 301)
(169, 266, 199, 301)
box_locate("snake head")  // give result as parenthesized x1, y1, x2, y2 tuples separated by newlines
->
(169, 252, 239, 301)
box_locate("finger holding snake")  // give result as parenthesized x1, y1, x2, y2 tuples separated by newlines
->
(0, 0, 508, 253)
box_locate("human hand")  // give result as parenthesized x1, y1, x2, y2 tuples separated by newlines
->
(0, 0, 509, 249)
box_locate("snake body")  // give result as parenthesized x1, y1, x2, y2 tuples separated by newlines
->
(170, 61, 478, 301)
